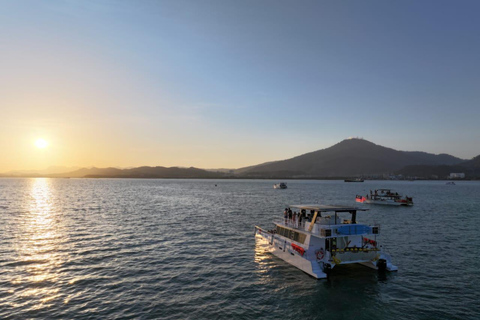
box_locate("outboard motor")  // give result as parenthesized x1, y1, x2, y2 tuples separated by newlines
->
(377, 259, 387, 271)
(323, 263, 332, 274)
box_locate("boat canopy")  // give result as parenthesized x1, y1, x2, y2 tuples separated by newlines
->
(288, 205, 368, 212)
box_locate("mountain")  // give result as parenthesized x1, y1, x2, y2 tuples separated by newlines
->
(51, 166, 227, 179)
(235, 138, 465, 178)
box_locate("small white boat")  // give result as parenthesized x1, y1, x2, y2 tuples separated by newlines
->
(255, 205, 398, 279)
(344, 178, 364, 182)
(274, 182, 287, 189)
(356, 189, 413, 206)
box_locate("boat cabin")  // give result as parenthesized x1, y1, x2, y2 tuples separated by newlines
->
(277, 205, 379, 255)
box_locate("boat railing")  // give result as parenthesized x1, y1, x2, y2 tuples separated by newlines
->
(274, 219, 380, 237)
(274, 219, 309, 230)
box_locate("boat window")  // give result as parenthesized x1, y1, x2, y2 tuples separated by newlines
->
(288, 230, 294, 240)
(276, 226, 288, 238)
(293, 232, 299, 242)
(276, 226, 306, 244)
(298, 233, 306, 243)
(276, 226, 282, 235)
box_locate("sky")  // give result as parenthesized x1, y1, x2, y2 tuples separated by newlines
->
(1, 0, 480, 171)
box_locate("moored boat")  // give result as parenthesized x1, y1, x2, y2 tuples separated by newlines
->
(274, 182, 287, 189)
(254, 205, 398, 279)
(344, 178, 364, 182)
(356, 189, 413, 206)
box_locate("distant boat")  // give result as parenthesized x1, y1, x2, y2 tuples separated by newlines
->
(446, 181, 456, 185)
(356, 189, 413, 206)
(344, 178, 364, 182)
(274, 182, 287, 189)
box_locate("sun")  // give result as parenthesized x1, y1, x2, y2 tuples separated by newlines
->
(34, 138, 49, 149)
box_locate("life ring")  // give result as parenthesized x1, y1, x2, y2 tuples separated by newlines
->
(315, 249, 325, 261)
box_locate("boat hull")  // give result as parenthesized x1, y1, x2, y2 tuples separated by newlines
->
(364, 199, 413, 206)
(254, 226, 397, 279)
(255, 229, 327, 279)
(357, 195, 413, 206)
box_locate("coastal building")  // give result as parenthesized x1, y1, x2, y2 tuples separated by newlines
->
(449, 173, 465, 179)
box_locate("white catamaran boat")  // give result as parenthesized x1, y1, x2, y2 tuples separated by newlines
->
(254, 205, 397, 279)
(356, 189, 413, 206)
(273, 182, 287, 189)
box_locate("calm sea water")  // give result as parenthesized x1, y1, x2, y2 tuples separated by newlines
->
(0, 178, 479, 319)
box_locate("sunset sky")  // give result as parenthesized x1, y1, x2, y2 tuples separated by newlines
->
(2, 0, 479, 172)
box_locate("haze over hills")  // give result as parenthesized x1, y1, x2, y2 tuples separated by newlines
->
(397, 154, 480, 179)
(236, 138, 466, 178)
(4, 166, 81, 176)
(50, 166, 226, 179)
(1, 138, 478, 179)
(459, 155, 480, 168)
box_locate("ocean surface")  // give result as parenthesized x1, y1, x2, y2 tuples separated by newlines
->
(0, 178, 479, 320)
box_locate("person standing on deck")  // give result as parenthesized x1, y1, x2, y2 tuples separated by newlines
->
(293, 211, 297, 228)
(284, 208, 288, 224)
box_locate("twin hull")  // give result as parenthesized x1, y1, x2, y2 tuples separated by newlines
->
(255, 226, 396, 279)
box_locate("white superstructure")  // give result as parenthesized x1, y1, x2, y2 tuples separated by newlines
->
(273, 182, 287, 189)
(255, 205, 398, 279)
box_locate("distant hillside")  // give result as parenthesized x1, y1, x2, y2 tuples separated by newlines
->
(235, 139, 465, 178)
(49, 166, 228, 179)
(460, 155, 480, 168)
(396, 154, 480, 179)
(1, 139, 472, 180)
(3, 166, 81, 176)
(395, 165, 466, 179)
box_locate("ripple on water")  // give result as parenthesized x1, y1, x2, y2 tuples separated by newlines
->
(0, 179, 480, 319)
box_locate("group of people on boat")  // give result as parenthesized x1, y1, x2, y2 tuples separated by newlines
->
(369, 189, 398, 197)
(366, 189, 412, 200)
(283, 208, 317, 228)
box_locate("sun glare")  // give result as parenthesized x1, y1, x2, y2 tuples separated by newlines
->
(35, 139, 49, 149)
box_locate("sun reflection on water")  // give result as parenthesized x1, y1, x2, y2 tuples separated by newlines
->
(12, 178, 66, 309)
(254, 241, 276, 284)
